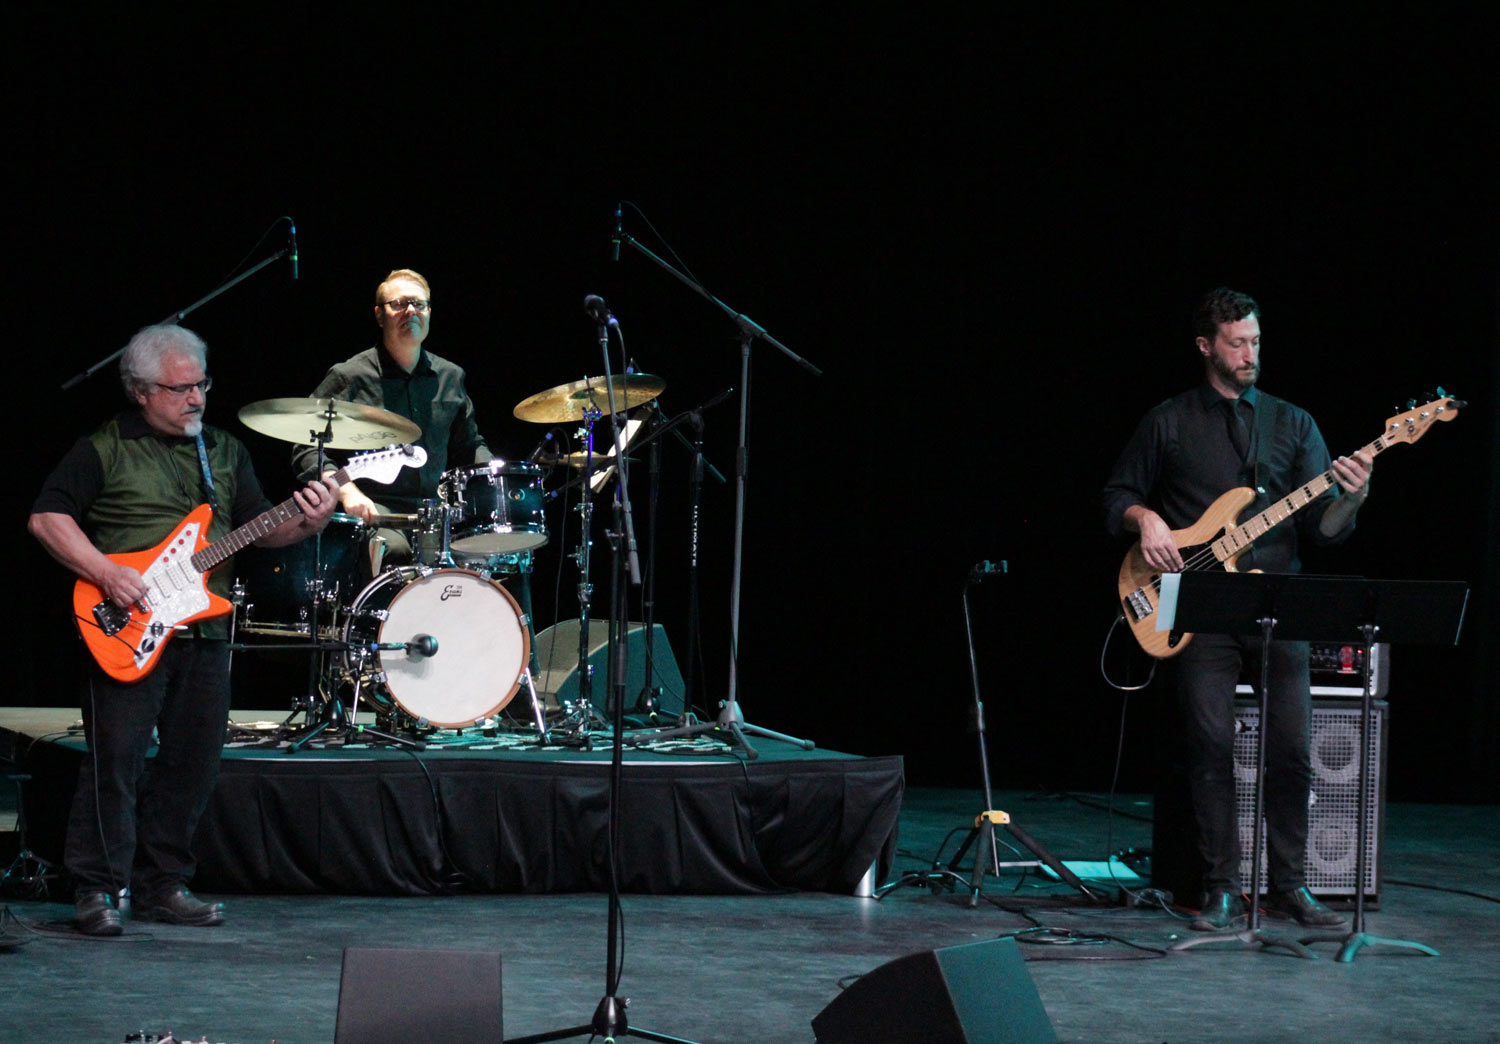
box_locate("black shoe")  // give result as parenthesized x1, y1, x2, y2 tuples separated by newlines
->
(1263, 886, 1348, 929)
(134, 885, 224, 927)
(1190, 890, 1244, 931)
(75, 891, 123, 936)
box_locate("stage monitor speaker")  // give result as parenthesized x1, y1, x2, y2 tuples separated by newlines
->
(1152, 700, 1387, 904)
(811, 937, 1056, 1044)
(531, 619, 685, 716)
(334, 947, 502, 1043)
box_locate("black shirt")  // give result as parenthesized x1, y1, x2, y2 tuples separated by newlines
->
(1101, 383, 1354, 573)
(291, 346, 492, 512)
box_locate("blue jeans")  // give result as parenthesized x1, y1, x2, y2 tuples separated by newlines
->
(1174, 633, 1312, 895)
(65, 639, 231, 900)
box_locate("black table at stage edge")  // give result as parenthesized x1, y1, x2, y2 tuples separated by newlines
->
(1163, 571, 1468, 961)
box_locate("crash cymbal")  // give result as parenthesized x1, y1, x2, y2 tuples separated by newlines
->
(513, 374, 665, 423)
(238, 397, 421, 449)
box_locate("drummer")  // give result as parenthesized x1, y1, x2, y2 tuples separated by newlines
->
(293, 268, 493, 566)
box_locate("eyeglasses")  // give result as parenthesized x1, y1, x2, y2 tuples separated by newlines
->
(382, 297, 431, 313)
(154, 377, 213, 396)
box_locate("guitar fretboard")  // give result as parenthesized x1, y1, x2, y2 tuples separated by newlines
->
(189, 465, 353, 572)
(1207, 436, 1388, 564)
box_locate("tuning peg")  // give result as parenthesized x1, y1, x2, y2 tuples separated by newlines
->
(1436, 386, 1447, 398)
(1406, 399, 1417, 410)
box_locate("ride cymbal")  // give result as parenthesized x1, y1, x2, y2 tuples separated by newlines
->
(513, 374, 665, 423)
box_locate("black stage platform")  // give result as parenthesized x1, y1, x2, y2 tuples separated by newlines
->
(1, 708, 901, 897)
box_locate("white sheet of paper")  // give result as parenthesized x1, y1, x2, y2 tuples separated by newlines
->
(1156, 572, 1181, 631)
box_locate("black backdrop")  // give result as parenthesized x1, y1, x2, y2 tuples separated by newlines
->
(13, 13, 1498, 801)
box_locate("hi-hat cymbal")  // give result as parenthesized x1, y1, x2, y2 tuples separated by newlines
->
(513, 374, 665, 423)
(552, 451, 627, 470)
(238, 397, 422, 449)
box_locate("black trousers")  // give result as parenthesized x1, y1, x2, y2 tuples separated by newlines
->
(65, 639, 231, 901)
(1174, 633, 1312, 896)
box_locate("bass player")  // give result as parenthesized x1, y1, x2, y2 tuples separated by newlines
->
(1101, 287, 1371, 932)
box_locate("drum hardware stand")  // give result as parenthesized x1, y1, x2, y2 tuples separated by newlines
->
(622, 398, 731, 746)
(508, 299, 695, 1044)
(613, 223, 819, 759)
(1163, 572, 1467, 960)
(271, 407, 347, 741)
(626, 394, 732, 727)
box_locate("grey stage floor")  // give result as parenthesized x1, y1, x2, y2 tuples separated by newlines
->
(2, 787, 1497, 1043)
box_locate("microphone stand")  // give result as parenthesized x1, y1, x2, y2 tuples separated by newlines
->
(614, 227, 819, 758)
(61, 220, 295, 390)
(510, 316, 695, 1044)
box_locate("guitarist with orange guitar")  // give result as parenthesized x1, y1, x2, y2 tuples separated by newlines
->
(1102, 288, 1372, 935)
(28, 324, 340, 937)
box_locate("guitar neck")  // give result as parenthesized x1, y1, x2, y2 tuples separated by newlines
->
(190, 464, 353, 573)
(1209, 434, 1388, 563)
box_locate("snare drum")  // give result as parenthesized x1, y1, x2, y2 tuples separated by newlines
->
(236, 513, 370, 634)
(444, 461, 548, 554)
(342, 568, 531, 727)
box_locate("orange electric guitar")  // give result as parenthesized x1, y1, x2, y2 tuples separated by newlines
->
(1117, 393, 1463, 658)
(75, 443, 428, 682)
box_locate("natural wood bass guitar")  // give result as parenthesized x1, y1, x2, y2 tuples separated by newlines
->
(74, 443, 427, 682)
(1117, 394, 1462, 658)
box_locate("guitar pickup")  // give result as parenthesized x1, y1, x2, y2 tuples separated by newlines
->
(92, 601, 130, 636)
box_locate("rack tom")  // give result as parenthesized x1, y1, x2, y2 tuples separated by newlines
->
(443, 461, 548, 554)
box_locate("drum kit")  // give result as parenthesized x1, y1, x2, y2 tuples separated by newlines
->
(231, 375, 668, 746)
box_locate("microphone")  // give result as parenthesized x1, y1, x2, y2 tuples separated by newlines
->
(407, 634, 438, 660)
(583, 294, 615, 325)
(610, 204, 622, 262)
(288, 221, 299, 280)
(528, 431, 557, 463)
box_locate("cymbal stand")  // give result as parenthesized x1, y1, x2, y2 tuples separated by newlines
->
(550, 406, 609, 743)
(273, 411, 346, 739)
(622, 397, 731, 747)
(634, 403, 665, 719)
(628, 398, 728, 721)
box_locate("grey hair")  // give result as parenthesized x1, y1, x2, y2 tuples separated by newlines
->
(119, 324, 208, 400)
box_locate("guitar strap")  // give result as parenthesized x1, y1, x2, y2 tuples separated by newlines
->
(193, 432, 220, 513)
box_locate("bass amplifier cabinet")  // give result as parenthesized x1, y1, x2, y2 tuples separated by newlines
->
(1235, 699, 1387, 902)
(1153, 699, 1388, 905)
(1236, 642, 1389, 697)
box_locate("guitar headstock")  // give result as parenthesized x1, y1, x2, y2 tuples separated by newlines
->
(344, 443, 429, 484)
(1383, 390, 1463, 446)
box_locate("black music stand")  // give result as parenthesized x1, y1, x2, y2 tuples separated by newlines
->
(1166, 572, 1467, 961)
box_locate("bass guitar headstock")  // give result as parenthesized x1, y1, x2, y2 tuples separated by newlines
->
(1383, 389, 1464, 446)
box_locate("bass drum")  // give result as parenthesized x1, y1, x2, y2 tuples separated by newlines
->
(343, 568, 531, 728)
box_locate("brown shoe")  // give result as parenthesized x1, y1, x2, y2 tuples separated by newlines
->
(75, 891, 124, 936)
(135, 885, 224, 927)
(1263, 886, 1348, 929)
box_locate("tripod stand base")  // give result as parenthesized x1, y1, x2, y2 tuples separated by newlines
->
(507, 996, 701, 1043)
(1299, 930, 1441, 962)
(633, 699, 813, 760)
(1171, 926, 1318, 959)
